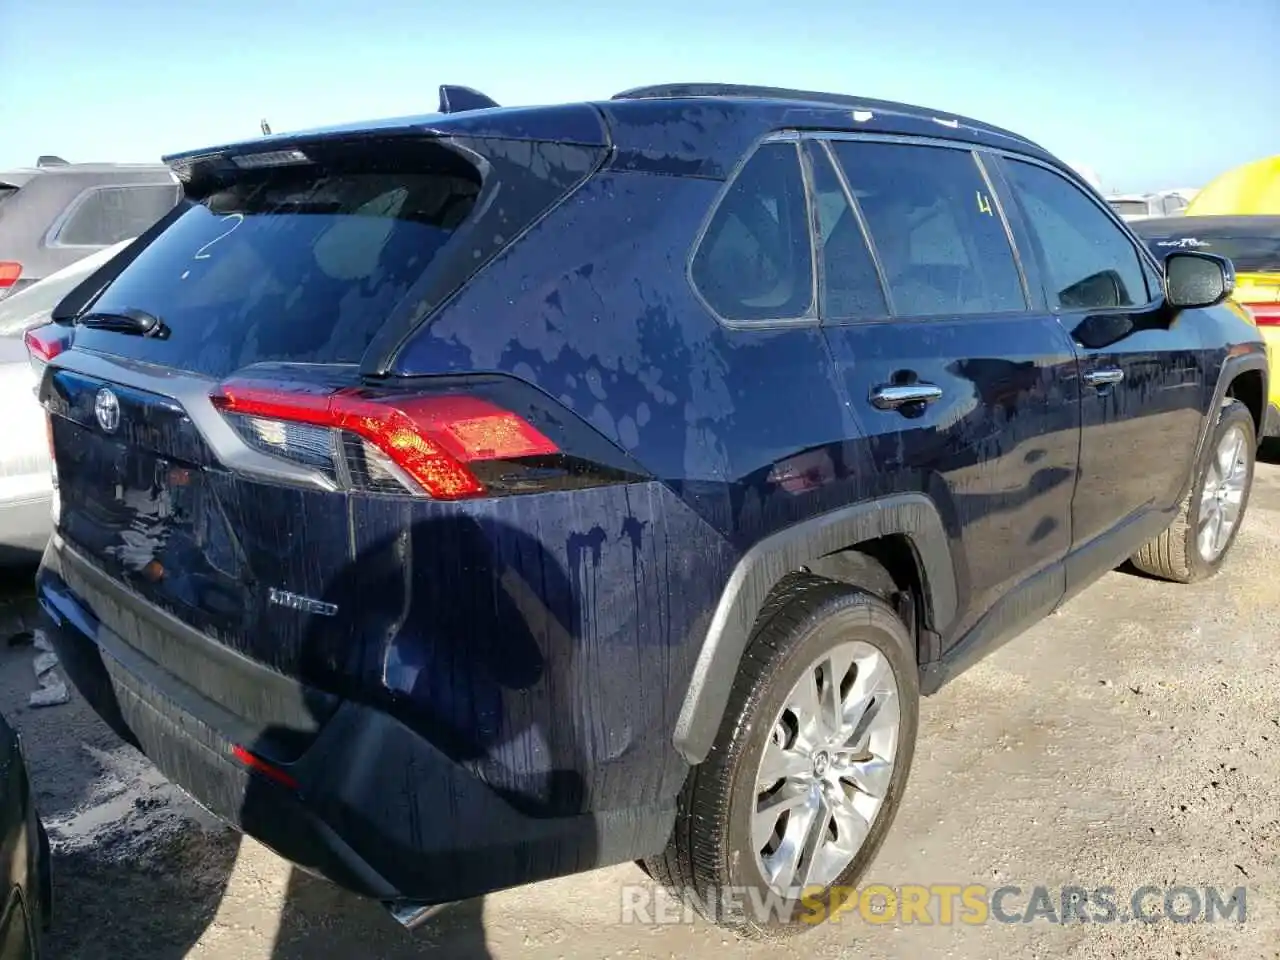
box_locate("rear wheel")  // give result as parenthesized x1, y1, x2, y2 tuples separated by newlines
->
(645, 576, 919, 939)
(1130, 398, 1255, 583)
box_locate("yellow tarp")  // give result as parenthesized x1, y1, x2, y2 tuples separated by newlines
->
(1186, 155, 1280, 216)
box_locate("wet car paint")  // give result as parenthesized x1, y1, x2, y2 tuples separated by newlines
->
(33, 91, 1270, 903)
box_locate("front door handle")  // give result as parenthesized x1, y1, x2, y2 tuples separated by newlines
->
(1084, 368, 1125, 387)
(869, 383, 944, 410)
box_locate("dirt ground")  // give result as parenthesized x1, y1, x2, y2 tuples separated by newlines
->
(2, 451, 1278, 960)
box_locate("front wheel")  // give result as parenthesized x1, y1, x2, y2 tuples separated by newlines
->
(644, 576, 919, 939)
(1131, 398, 1256, 583)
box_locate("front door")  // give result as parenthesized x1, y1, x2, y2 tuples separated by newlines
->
(806, 136, 1082, 649)
(996, 157, 1206, 589)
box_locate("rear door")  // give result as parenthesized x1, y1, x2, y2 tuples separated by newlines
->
(808, 135, 1082, 650)
(997, 156, 1206, 586)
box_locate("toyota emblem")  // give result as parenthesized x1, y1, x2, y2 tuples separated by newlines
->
(94, 388, 121, 434)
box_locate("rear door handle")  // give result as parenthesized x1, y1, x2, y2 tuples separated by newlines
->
(869, 383, 944, 410)
(1084, 368, 1125, 387)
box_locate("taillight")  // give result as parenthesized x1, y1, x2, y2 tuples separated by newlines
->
(24, 324, 68, 381)
(23, 325, 65, 364)
(1242, 302, 1280, 327)
(0, 261, 21, 295)
(210, 379, 559, 500)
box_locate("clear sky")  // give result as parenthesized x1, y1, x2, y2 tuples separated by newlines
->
(2, 0, 1276, 193)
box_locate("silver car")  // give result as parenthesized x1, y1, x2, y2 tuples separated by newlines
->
(0, 240, 131, 562)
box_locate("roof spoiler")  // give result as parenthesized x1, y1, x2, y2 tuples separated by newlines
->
(437, 85, 500, 114)
(37, 155, 69, 167)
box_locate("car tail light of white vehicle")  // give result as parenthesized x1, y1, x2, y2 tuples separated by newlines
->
(22, 324, 67, 379)
(0, 262, 21, 301)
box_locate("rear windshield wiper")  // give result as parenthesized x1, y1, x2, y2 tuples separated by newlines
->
(76, 307, 169, 338)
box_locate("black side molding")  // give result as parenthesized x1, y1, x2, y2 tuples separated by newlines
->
(1200, 348, 1269, 466)
(673, 493, 957, 763)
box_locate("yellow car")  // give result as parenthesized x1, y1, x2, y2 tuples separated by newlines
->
(1132, 214, 1280, 438)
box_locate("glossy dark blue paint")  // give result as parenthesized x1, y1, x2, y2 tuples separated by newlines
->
(35, 90, 1268, 904)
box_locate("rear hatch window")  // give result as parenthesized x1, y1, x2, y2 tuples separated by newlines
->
(69, 141, 486, 377)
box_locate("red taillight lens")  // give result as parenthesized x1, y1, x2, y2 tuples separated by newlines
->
(0, 262, 21, 291)
(210, 380, 558, 500)
(1242, 302, 1280, 326)
(23, 325, 66, 364)
(231, 745, 298, 790)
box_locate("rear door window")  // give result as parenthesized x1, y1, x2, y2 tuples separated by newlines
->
(51, 183, 181, 246)
(691, 143, 814, 323)
(828, 141, 1027, 317)
(1006, 160, 1152, 311)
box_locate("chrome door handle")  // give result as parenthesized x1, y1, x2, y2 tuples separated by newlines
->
(1084, 368, 1125, 387)
(869, 383, 944, 410)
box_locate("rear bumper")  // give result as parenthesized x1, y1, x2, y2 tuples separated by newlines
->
(36, 537, 673, 904)
(1265, 402, 1280, 439)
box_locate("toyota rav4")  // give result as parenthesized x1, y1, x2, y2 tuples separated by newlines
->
(30, 83, 1267, 938)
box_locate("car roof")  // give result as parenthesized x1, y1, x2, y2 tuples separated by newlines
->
(1131, 215, 1280, 237)
(163, 82, 1066, 182)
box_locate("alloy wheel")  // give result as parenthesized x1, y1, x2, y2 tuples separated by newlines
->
(753, 640, 900, 896)
(1198, 423, 1249, 562)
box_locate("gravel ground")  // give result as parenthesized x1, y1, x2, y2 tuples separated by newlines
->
(1, 450, 1277, 960)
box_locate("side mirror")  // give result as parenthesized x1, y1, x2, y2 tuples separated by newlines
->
(1164, 252, 1235, 309)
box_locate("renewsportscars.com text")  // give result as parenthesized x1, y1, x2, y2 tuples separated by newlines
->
(620, 883, 1248, 927)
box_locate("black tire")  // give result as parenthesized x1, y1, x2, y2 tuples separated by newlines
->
(1130, 398, 1256, 583)
(644, 576, 919, 939)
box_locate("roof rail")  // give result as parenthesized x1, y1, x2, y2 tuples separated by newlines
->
(36, 155, 69, 167)
(611, 83, 1034, 146)
(437, 85, 501, 114)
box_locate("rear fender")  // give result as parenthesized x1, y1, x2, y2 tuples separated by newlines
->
(672, 493, 956, 764)
(1201, 346, 1268, 465)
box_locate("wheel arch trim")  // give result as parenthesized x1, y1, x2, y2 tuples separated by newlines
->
(673, 492, 956, 763)
(1204, 349, 1268, 460)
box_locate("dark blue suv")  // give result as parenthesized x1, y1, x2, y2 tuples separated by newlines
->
(29, 83, 1268, 937)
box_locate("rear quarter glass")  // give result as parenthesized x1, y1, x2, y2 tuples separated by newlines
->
(69, 137, 603, 379)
